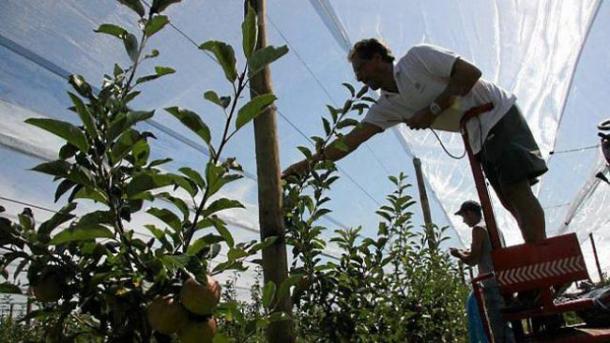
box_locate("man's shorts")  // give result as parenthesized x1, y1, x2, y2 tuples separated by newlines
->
(477, 105, 548, 190)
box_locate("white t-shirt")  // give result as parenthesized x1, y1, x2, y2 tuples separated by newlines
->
(362, 44, 516, 154)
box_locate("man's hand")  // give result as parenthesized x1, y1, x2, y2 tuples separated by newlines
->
(405, 107, 435, 130)
(449, 248, 462, 258)
(281, 159, 310, 179)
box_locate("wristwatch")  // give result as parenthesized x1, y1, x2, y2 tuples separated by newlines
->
(429, 101, 442, 116)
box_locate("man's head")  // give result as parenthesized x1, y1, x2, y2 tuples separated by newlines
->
(454, 200, 482, 227)
(348, 38, 395, 91)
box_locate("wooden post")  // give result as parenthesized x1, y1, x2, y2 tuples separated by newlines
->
(413, 157, 435, 250)
(246, 1, 294, 342)
(589, 233, 604, 283)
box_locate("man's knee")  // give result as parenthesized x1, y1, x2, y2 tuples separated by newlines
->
(500, 180, 534, 203)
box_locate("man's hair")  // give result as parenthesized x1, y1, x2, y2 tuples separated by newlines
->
(348, 38, 395, 63)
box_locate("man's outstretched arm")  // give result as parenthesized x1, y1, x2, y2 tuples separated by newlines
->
(282, 122, 382, 178)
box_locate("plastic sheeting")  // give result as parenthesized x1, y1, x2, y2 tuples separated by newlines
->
(1, 0, 609, 295)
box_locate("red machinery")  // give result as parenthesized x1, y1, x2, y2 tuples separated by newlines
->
(460, 105, 610, 342)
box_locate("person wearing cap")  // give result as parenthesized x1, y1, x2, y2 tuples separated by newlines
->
(282, 38, 547, 245)
(450, 200, 514, 342)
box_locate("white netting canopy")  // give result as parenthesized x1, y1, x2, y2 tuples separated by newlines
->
(1, 0, 609, 294)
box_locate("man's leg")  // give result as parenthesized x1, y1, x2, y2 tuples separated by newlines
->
(488, 181, 523, 233)
(500, 180, 546, 243)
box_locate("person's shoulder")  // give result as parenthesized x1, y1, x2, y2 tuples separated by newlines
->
(406, 43, 442, 55)
(407, 44, 459, 59)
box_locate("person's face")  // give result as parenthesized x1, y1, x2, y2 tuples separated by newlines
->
(351, 54, 384, 90)
(459, 211, 480, 227)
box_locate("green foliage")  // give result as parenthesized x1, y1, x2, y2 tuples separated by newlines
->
(0, 2, 288, 342)
(283, 87, 469, 342)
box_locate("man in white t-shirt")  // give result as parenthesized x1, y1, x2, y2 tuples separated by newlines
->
(282, 38, 547, 244)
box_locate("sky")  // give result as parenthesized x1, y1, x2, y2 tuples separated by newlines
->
(0, 0, 609, 297)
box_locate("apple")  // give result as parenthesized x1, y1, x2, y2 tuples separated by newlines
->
(31, 272, 62, 302)
(180, 275, 221, 316)
(147, 295, 189, 334)
(178, 317, 217, 343)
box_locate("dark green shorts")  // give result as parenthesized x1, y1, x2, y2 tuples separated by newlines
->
(476, 105, 548, 189)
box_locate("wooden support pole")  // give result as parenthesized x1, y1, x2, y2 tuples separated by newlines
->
(413, 157, 436, 250)
(246, 1, 294, 342)
(589, 232, 604, 283)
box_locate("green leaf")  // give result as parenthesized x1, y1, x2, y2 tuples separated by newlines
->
(154, 66, 175, 77)
(110, 129, 142, 164)
(26, 118, 88, 152)
(336, 118, 360, 129)
(211, 219, 234, 248)
(186, 235, 224, 256)
(277, 274, 302, 302)
(160, 254, 190, 271)
(248, 45, 288, 76)
(199, 40, 237, 82)
(130, 139, 151, 167)
(94, 24, 128, 39)
(155, 192, 189, 220)
(31, 160, 70, 178)
(342, 82, 355, 97)
(151, 0, 182, 13)
(37, 203, 77, 242)
(227, 248, 249, 260)
(342, 99, 353, 113)
(144, 15, 169, 37)
(247, 236, 277, 254)
(126, 173, 173, 197)
(204, 198, 244, 217)
(68, 74, 93, 98)
(144, 224, 165, 240)
(68, 92, 96, 138)
(136, 66, 175, 84)
(297, 146, 312, 159)
(78, 211, 114, 227)
(169, 174, 197, 197)
(148, 158, 172, 167)
(178, 167, 205, 189)
(242, 3, 257, 59)
(147, 207, 181, 232)
(204, 91, 230, 109)
(54, 179, 76, 202)
(123, 33, 139, 63)
(73, 187, 109, 204)
(165, 107, 211, 145)
(0, 283, 22, 295)
(235, 94, 276, 130)
(361, 96, 377, 103)
(144, 49, 160, 60)
(356, 85, 369, 98)
(108, 111, 154, 142)
(205, 162, 241, 197)
(50, 225, 113, 245)
(262, 281, 276, 308)
(332, 139, 350, 152)
(118, 0, 145, 17)
(322, 118, 331, 136)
